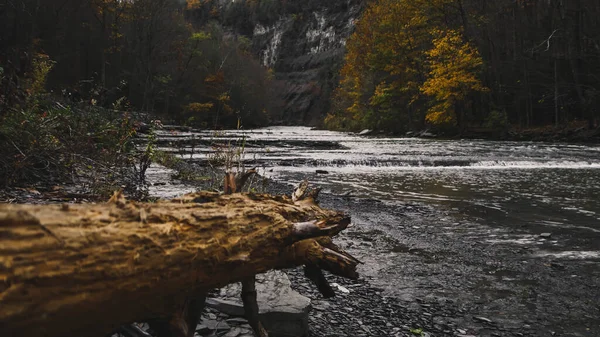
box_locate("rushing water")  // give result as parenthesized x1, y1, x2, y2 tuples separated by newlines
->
(152, 126, 600, 333)
(156, 126, 600, 235)
(153, 125, 600, 267)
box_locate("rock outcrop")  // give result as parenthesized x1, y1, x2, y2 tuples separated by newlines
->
(252, 1, 363, 125)
(217, 0, 364, 125)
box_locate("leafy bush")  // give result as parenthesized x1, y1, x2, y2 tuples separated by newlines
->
(0, 104, 137, 190)
(0, 51, 142, 197)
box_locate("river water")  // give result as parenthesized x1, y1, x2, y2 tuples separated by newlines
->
(153, 126, 600, 334)
(156, 126, 600, 237)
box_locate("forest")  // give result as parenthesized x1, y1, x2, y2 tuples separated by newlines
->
(0, 0, 279, 187)
(326, 0, 600, 135)
(0, 0, 278, 127)
(4, 0, 599, 135)
(2, 0, 600, 186)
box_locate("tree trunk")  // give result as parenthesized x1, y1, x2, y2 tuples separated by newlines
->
(101, 10, 107, 88)
(524, 62, 532, 128)
(554, 58, 559, 127)
(0, 191, 358, 337)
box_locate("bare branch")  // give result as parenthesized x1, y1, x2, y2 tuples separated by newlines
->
(529, 29, 559, 53)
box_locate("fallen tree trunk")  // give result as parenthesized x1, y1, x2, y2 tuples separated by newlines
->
(0, 191, 358, 337)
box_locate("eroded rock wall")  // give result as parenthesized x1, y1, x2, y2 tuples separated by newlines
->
(247, 1, 364, 125)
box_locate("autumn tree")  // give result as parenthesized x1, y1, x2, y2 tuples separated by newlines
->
(420, 29, 487, 127)
(329, 0, 600, 134)
(327, 0, 484, 133)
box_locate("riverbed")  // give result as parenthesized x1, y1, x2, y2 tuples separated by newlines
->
(153, 126, 600, 336)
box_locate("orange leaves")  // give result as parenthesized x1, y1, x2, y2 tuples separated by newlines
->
(186, 0, 215, 10)
(425, 106, 456, 125)
(205, 71, 225, 84)
(186, 0, 203, 10)
(185, 102, 214, 113)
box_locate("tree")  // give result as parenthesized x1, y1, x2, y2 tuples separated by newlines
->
(329, 0, 600, 133)
(327, 0, 484, 133)
(420, 29, 487, 127)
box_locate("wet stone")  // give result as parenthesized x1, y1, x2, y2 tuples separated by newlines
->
(221, 327, 242, 337)
(200, 319, 230, 331)
(473, 316, 493, 324)
(226, 317, 249, 325)
(195, 324, 210, 334)
(208, 270, 310, 337)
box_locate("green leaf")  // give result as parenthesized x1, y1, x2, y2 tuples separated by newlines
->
(410, 328, 423, 336)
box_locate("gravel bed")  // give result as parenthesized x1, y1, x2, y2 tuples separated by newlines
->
(286, 268, 479, 337)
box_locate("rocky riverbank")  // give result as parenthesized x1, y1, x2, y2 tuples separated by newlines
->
(3, 163, 599, 337)
(262, 183, 552, 337)
(309, 192, 600, 337)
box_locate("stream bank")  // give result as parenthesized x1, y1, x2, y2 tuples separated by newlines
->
(3, 125, 600, 337)
(147, 125, 600, 337)
(268, 181, 600, 337)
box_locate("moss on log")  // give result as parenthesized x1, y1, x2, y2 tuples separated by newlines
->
(0, 191, 357, 337)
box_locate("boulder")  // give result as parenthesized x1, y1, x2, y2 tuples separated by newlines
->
(206, 270, 311, 337)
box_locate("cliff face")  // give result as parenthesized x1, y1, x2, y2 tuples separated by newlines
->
(247, 1, 364, 125)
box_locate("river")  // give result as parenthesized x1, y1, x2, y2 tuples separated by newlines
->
(153, 126, 600, 335)
(156, 126, 600, 236)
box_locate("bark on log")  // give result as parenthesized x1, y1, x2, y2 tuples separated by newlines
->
(0, 191, 357, 337)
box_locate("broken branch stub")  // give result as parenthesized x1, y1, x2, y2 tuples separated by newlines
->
(0, 191, 357, 337)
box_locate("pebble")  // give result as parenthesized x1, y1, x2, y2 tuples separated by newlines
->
(116, 241, 545, 337)
(473, 316, 493, 324)
(200, 319, 230, 331)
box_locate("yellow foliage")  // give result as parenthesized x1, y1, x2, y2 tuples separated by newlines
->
(425, 103, 456, 125)
(28, 53, 55, 98)
(191, 31, 211, 41)
(185, 102, 214, 113)
(369, 81, 393, 108)
(186, 0, 205, 10)
(218, 93, 230, 102)
(329, 0, 487, 131)
(330, 0, 451, 131)
(205, 71, 224, 83)
(420, 29, 487, 125)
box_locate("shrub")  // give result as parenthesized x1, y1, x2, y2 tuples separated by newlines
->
(0, 104, 137, 192)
